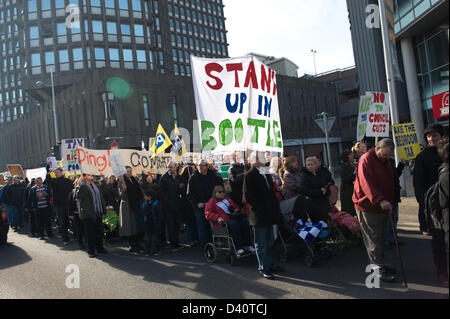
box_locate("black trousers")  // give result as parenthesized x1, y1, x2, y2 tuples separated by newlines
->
(37, 207, 53, 238)
(29, 209, 39, 235)
(82, 217, 104, 255)
(165, 209, 181, 249)
(71, 214, 85, 246)
(56, 206, 70, 242)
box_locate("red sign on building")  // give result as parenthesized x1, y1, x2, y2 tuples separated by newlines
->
(432, 91, 449, 119)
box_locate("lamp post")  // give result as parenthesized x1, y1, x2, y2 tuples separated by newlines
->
(311, 49, 317, 76)
(36, 70, 59, 145)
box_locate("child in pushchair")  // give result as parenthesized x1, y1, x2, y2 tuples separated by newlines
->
(278, 195, 333, 267)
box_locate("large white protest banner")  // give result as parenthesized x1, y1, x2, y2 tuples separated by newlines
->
(76, 147, 201, 176)
(62, 138, 85, 171)
(191, 55, 283, 154)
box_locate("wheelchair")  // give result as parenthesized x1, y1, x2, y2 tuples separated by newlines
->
(204, 221, 255, 266)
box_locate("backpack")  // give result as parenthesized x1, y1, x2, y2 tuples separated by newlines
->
(424, 166, 448, 231)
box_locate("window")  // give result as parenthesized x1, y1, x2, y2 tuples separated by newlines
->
(107, 22, 117, 34)
(102, 92, 117, 128)
(171, 95, 178, 125)
(57, 23, 67, 36)
(121, 24, 131, 35)
(142, 94, 150, 127)
(91, 0, 101, 6)
(29, 26, 39, 39)
(105, 0, 115, 8)
(28, 0, 37, 12)
(132, 0, 141, 11)
(45, 51, 55, 65)
(109, 48, 120, 61)
(92, 20, 103, 33)
(59, 50, 69, 63)
(41, 0, 51, 11)
(94, 47, 105, 60)
(123, 49, 133, 62)
(119, 0, 128, 10)
(136, 50, 146, 62)
(55, 0, 65, 9)
(73, 48, 83, 61)
(134, 24, 144, 37)
(31, 53, 41, 66)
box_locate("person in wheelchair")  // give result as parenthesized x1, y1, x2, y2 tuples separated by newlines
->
(205, 185, 255, 256)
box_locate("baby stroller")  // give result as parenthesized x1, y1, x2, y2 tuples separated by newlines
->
(326, 186, 362, 251)
(277, 195, 333, 268)
(204, 221, 256, 266)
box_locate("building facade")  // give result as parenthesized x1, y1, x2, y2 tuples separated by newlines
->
(0, 0, 229, 168)
(346, 0, 448, 146)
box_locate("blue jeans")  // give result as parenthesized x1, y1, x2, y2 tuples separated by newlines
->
(226, 218, 252, 250)
(8, 205, 23, 228)
(195, 209, 212, 248)
(186, 221, 199, 244)
(253, 226, 276, 272)
(386, 203, 399, 244)
(145, 207, 162, 255)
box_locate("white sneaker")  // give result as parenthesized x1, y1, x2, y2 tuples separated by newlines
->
(236, 249, 245, 256)
(245, 246, 256, 253)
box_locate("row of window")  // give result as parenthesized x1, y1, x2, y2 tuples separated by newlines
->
(170, 0, 223, 15)
(29, 21, 150, 38)
(171, 34, 227, 56)
(0, 106, 26, 123)
(102, 93, 179, 128)
(169, 19, 226, 42)
(28, 0, 143, 12)
(168, 4, 225, 28)
(0, 89, 24, 105)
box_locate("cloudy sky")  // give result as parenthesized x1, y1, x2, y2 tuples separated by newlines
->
(222, 0, 355, 76)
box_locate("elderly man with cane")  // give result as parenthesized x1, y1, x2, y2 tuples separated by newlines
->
(353, 138, 401, 283)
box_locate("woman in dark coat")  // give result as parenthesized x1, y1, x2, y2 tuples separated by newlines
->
(180, 164, 199, 246)
(340, 150, 357, 216)
(118, 167, 144, 253)
(300, 157, 331, 223)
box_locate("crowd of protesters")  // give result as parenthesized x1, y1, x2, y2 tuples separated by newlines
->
(0, 124, 448, 286)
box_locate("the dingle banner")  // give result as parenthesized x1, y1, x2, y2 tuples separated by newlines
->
(392, 122, 421, 161)
(191, 55, 283, 154)
(76, 147, 201, 176)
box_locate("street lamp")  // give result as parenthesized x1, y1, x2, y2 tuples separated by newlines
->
(36, 70, 60, 146)
(311, 49, 317, 76)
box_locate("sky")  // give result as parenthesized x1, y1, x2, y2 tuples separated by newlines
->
(222, 0, 355, 76)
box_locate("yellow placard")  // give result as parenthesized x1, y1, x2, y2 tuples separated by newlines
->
(392, 123, 421, 161)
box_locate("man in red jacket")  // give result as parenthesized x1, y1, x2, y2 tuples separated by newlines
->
(353, 138, 396, 282)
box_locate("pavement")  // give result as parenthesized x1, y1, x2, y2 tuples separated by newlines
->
(0, 196, 448, 299)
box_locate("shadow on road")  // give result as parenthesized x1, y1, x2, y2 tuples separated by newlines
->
(0, 242, 32, 270)
(98, 246, 289, 299)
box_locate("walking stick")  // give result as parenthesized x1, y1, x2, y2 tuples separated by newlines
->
(388, 209, 408, 288)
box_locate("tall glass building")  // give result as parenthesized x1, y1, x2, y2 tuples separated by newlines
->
(0, 0, 229, 168)
(394, 0, 449, 127)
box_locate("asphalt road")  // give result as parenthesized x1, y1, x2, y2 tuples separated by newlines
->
(0, 197, 448, 300)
